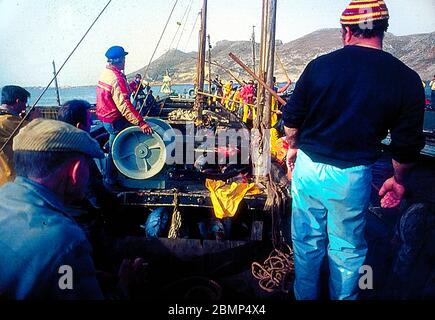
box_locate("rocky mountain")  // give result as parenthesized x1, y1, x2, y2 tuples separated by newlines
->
(130, 28, 435, 83)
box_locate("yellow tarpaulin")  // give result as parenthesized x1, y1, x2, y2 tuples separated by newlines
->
(205, 179, 263, 219)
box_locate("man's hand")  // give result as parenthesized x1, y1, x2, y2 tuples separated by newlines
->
(379, 177, 405, 209)
(286, 148, 298, 180)
(140, 122, 153, 135)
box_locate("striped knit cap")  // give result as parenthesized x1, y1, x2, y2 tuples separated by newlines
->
(340, 0, 389, 25)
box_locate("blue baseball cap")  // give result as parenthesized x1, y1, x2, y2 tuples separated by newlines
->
(105, 46, 129, 60)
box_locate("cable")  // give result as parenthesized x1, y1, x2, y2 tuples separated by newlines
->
(135, 0, 179, 109)
(183, 9, 200, 53)
(173, 0, 194, 56)
(0, 0, 113, 153)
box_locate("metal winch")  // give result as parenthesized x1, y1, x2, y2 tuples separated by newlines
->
(112, 118, 176, 189)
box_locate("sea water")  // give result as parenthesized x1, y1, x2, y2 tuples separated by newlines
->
(25, 84, 196, 107)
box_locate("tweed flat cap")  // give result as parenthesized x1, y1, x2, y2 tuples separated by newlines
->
(13, 118, 104, 159)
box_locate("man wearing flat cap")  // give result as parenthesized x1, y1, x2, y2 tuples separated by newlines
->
(96, 45, 153, 184)
(283, 0, 425, 300)
(0, 119, 105, 299)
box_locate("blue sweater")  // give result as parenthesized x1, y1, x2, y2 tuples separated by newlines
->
(283, 45, 425, 168)
(0, 177, 104, 300)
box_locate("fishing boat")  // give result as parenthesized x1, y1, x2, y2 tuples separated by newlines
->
(86, 0, 288, 300)
(19, 0, 435, 300)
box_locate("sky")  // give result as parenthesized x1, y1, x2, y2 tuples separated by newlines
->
(0, 0, 434, 87)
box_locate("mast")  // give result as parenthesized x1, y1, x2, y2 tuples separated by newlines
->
(251, 25, 256, 75)
(195, 0, 207, 121)
(52, 60, 61, 107)
(252, 0, 277, 182)
(207, 34, 212, 94)
(263, 0, 277, 129)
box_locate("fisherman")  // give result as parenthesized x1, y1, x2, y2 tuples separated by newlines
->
(129, 73, 146, 109)
(0, 85, 31, 186)
(58, 100, 111, 208)
(283, 0, 425, 300)
(240, 80, 256, 125)
(96, 45, 153, 184)
(212, 75, 224, 100)
(58, 99, 92, 132)
(430, 75, 435, 105)
(142, 89, 159, 117)
(0, 119, 105, 299)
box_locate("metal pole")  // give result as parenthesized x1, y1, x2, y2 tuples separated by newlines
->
(52, 61, 61, 107)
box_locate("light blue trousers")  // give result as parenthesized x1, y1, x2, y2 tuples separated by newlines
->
(291, 150, 372, 300)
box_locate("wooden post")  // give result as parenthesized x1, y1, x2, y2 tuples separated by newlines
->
(263, 0, 277, 129)
(207, 34, 212, 94)
(228, 53, 286, 106)
(252, 0, 277, 182)
(251, 25, 256, 75)
(254, 0, 268, 131)
(195, 0, 207, 122)
(52, 60, 61, 107)
(209, 59, 244, 85)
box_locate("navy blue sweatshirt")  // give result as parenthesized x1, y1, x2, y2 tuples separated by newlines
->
(283, 45, 425, 168)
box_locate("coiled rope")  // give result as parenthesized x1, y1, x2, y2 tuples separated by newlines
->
(251, 244, 294, 293)
(251, 173, 295, 293)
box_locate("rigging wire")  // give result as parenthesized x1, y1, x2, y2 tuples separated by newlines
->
(183, 9, 201, 53)
(161, 0, 194, 75)
(173, 0, 195, 55)
(168, 0, 192, 51)
(139, 0, 179, 80)
(0, 0, 113, 154)
(134, 0, 179, 103)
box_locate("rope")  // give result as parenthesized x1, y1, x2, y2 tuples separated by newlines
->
(174, 0, 195, 54)
(135, 0, 180, 108)
(252, 173, 294, 293)
(264, 173, 286, 248)
(251, 244, 294, 293)
(183, 10, 200, 52)
(168, 190, 182, 239)
(160, 0, 194, 73)
(0, 0, 113, 154)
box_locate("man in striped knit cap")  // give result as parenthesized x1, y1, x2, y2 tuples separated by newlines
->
(283, 1, 425, 300)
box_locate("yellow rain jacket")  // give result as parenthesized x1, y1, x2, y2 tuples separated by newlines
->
(0, 112, 27, 186)
(206, 179, 263, 219)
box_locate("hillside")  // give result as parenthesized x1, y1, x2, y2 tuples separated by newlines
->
(129, 28, 435, 83)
